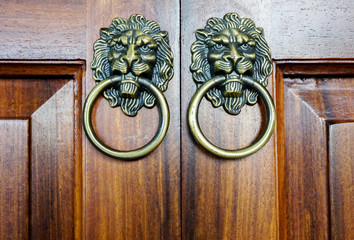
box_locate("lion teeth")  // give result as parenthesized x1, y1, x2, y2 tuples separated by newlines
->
(120, 82, 139, 98)
(222, 81, 243, 97)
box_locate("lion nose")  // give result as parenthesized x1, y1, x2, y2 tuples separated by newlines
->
(223, 44, 242, 65)
(122, 44, 140, 68)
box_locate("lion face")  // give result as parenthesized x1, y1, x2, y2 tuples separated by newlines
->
(109, 30, 157, 79)
(91, 15, 173, 116)
(190, 13, 272, 115)
(108, 29, 158, 98)
(207, 28, 256, 97)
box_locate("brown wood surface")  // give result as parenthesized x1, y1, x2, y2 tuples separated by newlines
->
(31, 81, 75, 239)
(181, 4, 276, 239)
(1, 1, 354, 239)
(0, 62, 83, 239)
(84, 1, 181, 239)
(0, 78, 68, 118)
(275, 61, 354, 240)
(329, 123, 354, 240)
(0, 0, 86, 59)
(0, 120, 29, 240)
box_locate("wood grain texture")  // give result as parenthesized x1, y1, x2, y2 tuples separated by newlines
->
(0, 62, 83, 240)
(85, 1, 180, 239)
(1, 0, 352, 60)
(0, 0, 86, 59)
(181, 2, 276, 239)
(329, 123, 354, 240)
(267, 0, 354, 59)
(282, 78, 329, 239)
(0, 78, 68, 118)
(275, 61, 354, 239)
(1, 0, 353, 238)
(0, 62, 86, 77)
(0, 120, 29, 240)
(31, 81, 75, 239)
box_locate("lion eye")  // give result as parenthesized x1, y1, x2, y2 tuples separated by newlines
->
(140, 45, 151, 53)
(239, 43, 251, 51)
(114, 43, 125, 51)
(212, 43, 225, 51)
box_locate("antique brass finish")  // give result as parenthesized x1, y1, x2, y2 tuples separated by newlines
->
(188, 13, 275, 158)
(84, 15, 173, 159)
(91, 14, 173, 116)
(190, 12, 272, 115)
(188, 75, 275, 159)
(83, 76, 169, 160)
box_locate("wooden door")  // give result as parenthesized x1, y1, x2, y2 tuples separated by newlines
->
(0, 1, 352, 240)
(180, 1, 353, 239)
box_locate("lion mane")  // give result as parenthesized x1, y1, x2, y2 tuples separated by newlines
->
(190, 13, 272, 114)
(91, 14, 173, 116)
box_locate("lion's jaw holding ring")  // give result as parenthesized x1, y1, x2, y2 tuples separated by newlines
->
(91, 15, 173, 116)
(191, 13, 272, 115)
(109, 29, 157, 98)
(208, 28, 256, 98)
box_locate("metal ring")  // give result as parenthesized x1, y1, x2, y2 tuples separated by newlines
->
(188, 75, 276, 159)
(83, 76, 170, 160)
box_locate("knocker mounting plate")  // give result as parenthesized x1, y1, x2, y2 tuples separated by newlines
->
(190, 12, 272, 115)
(91, 14, 174, 116)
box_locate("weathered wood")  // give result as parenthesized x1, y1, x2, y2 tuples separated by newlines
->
(266, 0, 354, 58)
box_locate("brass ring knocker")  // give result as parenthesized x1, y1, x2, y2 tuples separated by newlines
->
(188, 75, 275, 159)
(83, 15, 174, 160)
(83, 76, 169, 160)
(188, 12, 275, 158)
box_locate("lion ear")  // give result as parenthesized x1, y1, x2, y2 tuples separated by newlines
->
(160, 31, 168, 37)
(195, 29, 210, 41)
(99, 28, 110, 38)
(160, 31, 168, 40)
(255, 27, 264, 35)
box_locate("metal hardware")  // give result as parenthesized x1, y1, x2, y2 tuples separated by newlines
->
(188, 75, 275, 158)
(83, 76, 169, 159)
(84, 14, 173, 159)
(188, 13, 275, 158)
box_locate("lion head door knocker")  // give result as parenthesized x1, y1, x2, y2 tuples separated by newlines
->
(83, 14, 173, 159)
(188, 13, 276, 159)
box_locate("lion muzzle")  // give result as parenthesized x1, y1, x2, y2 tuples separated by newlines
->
(112, 59, 151, 98)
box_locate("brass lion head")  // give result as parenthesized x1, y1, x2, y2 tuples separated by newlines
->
(91, 15, 173, 116)
(190, 13, 272, 115)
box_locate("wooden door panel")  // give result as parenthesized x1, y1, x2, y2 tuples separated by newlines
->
(0, 62, 83, 240)
(329, 123, 354, 240)
(275, 61, 354, 239)
(0, 120, 29, 240)
(31, 82, 75, 239)
(181, 3, 276, 239)
(1, 0, 353, 239)
(0, 78, 68, 117)
(84, 1, 181, 239)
